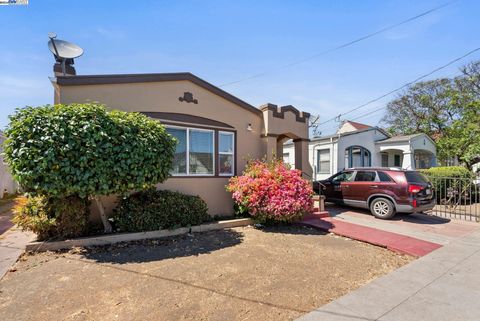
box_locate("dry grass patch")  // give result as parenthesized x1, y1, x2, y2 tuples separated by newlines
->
(0, 225, 413, 321)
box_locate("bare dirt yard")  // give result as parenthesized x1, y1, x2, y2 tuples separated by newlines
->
(0, 225, 413, 321)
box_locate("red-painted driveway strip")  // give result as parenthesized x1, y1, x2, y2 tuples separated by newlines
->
(301, 216, 442, 257)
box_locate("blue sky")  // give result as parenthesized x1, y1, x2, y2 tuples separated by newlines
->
(1, 0, 479, 134)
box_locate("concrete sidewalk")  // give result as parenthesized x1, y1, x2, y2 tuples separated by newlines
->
(0, 226, 35, 280)
(297, 228, 480, 321)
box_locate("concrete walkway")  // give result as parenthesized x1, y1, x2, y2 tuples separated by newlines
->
(297, 207, 480, 321)
(0, 209, 35, 280)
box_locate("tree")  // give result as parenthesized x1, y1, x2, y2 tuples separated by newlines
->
(3, 104, 176, 232)
(437, 100, 480, 170)
(381, 78, 460, 138)
(381, 59, 480, 168)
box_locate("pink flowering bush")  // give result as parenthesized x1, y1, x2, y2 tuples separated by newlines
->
(226, 159, 314, 223)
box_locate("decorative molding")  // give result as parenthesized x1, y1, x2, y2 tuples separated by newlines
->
(178, 92, 198, 104)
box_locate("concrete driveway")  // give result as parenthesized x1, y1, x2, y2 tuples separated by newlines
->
(326, 204, 479, 245)
(298, 204, 480, 321)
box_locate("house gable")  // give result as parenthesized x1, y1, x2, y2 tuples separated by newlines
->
(55, 72, 262, 116)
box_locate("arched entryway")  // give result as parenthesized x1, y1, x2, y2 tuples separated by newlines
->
(261, 104, 312, 177)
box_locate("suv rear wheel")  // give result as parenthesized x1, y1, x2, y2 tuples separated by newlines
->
(370, 197, 395, 219)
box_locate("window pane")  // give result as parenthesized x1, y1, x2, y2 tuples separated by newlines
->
(363, 150, 371, 167)
(394, 154, 401, 167)
(351, 148, 362, 167)
(378, 171, 392, 182)
(405, 171, 429, 184)
(219, 154, 233, 175)
(317, 149, 330, 173)
(219, 132, 233, 153)
(166, 128, 187, 174)
(354, 171, 376, 182)
(381, 153, 389, 167)
(332, 171, 354, 182)
(189, 130, 213, 174)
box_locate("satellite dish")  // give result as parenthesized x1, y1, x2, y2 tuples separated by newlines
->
(47, 33, 84, 76)
(48, 39, 84, 60)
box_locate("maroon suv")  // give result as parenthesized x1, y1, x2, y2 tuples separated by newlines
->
(315, 167, 436, 219)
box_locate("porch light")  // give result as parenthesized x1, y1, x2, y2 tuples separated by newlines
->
(247, 123, 252, 131)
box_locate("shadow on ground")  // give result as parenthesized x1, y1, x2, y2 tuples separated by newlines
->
(78, 229, 244, 264)
(258, 224, 329, 236)
(326, 203, 451, 225)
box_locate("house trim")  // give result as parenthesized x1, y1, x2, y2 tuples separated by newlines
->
(142, 112, 234, 129)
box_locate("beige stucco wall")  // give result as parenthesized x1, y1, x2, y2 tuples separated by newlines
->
(262, 108, 309, 139)
(56, 80, 264, 217)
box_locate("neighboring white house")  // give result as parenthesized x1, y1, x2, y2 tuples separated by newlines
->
(0, 131, 18, 198)
(283, 120, 437, 181)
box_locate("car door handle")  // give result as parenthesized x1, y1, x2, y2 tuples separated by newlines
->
(370, 185, 378, 188)
(343, 185, 349, 188)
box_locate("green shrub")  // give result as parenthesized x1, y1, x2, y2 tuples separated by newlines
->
(3, 103, 176, 233)
(112, 189, 209, 232)
(419, 166, 475, 202)
(12, 195, 90, 241)
(13, 196, 55, 240)
(3, 104, 176, 198)
(418, 166, 473, 179)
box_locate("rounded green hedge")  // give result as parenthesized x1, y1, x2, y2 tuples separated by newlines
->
(3, 104, 176, 198)
(112, 189, 209, 232)
(418, 166, 473, 179)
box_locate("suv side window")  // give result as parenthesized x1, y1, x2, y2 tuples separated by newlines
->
(377, 171, 393, 182)
(354, 170, 376, 182)
(331, 171, 354, 183)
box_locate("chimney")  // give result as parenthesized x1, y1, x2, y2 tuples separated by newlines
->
(53, 60, 77, 76)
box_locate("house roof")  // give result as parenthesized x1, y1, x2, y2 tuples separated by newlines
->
(343, 120, 371, 130)
(376, 133, 424, 144)
(53, 72, 263, 116)
(284, 126, 389, 146)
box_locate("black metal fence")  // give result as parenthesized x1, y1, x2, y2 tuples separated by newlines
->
(426, 176, 480, 222)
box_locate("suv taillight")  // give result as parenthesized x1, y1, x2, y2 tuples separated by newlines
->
(408, 184, 423, 194)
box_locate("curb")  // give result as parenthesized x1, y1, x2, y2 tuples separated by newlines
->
(25, 218, 253, 253)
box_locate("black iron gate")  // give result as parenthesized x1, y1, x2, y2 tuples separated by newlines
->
(426, 176, 480, 222)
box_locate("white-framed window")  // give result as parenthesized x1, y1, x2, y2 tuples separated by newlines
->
(317, 149, 330, 173)
(219, 131, 235, 176)
(166, 126, 215, 176)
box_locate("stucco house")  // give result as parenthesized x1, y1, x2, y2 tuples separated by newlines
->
(50, 72, 312, 216)
(283, 120, 437, 181)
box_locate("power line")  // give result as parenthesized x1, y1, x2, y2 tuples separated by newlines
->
(219, 1, 456, 87)
(318, 70, 470, 134)
(316, 46, 480, 128)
